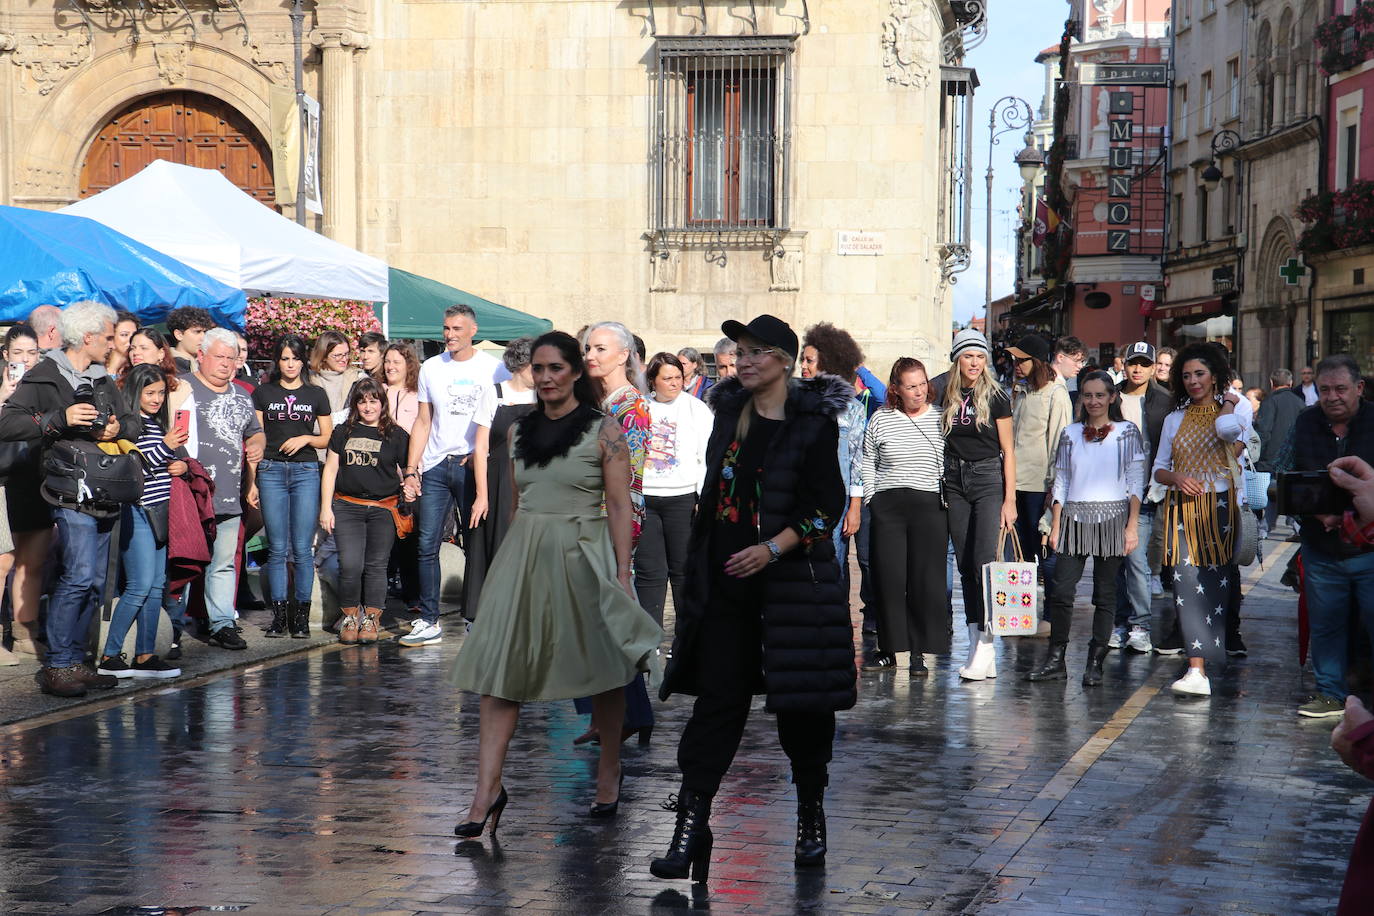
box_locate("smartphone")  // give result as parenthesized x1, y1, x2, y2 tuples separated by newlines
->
(1278, 470, 1351, 516)
(6, 362, 23, 383)
(173, 409, 191, 436)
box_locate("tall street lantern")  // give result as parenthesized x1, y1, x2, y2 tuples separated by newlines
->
(986, 96, 1042, 313)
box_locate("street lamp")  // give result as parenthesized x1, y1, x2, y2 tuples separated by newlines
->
(986, 96, 1042, 313)
(1201, 129, 1242, 192)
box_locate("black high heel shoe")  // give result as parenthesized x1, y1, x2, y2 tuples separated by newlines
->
(588, 768, 624, 818)
(454, 786, 508, 838)
(650, 790, 713, 883)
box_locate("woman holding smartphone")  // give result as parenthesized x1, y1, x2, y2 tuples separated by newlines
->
(251, 335, 333, 638)
(97, 364, 188, 678)
(0, 325, 42, 662)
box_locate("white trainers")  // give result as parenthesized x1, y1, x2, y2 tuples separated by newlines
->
(1126, 626, 1153, 653)
(1149, 575, 1164, 597)
(1170, 668, 1211, 696)
(398, 619, 443, 647)
(1107, 628, 1126, 649)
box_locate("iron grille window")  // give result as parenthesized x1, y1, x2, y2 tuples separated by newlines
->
(653, 36, 793, 232)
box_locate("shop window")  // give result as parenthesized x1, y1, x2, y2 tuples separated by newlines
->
(1327, 309, 1374, 376)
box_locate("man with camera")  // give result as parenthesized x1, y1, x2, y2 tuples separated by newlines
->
(0, 301, 139, 697)
(1279, 354, 1374, 718)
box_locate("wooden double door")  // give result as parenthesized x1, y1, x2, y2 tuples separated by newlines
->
(79, 91, 275, 203)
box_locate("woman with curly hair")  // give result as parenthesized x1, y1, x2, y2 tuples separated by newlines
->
(1152, 342, 1252, 696)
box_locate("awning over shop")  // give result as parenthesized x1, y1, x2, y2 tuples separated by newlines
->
(61, 160, 389, 303)
(1002, 286, 1063, 320)
(0, 204, 247, 328)
(383, 267, 551, 341)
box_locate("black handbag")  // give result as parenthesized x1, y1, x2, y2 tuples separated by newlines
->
(41, 439, 144, 514)
(0, 439, 32, 482)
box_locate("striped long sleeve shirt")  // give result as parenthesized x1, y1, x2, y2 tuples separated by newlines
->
(136, 415, 177, 506)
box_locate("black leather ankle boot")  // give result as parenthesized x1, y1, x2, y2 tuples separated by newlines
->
(288, 600, 310, 639)
(650, 790, 713, 883)
(1082, 641, 1109, 686)
(1026, 644, 1068, 682)
(794, 786, 827, 867)
(264, 601, 289, 638)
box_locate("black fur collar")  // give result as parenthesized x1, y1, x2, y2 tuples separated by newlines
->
(705, 374, 856, 420)
(512, 403, 602, 468)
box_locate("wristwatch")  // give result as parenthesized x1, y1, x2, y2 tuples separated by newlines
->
(763, 539, 782, 563)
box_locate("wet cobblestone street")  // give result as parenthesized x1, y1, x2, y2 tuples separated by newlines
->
(0, 540, 1365, 914)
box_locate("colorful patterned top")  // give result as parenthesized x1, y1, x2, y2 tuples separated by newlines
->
(602, 383, 651, 546)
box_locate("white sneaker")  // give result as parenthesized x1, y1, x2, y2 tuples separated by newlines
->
(1170, 668, 1211, 696)
(1126, 626, 1153, 653)
(1149, 575, 1164, 598)
(1107, 628, 1126, 649)
(398, 619, 442, 647)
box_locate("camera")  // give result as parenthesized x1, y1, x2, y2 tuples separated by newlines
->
(72, 383, 111, 432)
(1278, 470, 1352, 516)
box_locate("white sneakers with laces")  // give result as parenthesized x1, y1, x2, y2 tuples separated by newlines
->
(398, 619, 443, 647)
(1126, 626, 1153, 653)
(1170, 668, 1211, 696)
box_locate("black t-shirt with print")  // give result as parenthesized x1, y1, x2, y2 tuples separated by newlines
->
(945, 386, 1012, 463)
(329, 423, 410, 500)
(253, 381, 331, 462)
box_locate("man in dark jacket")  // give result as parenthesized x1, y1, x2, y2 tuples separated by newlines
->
(1278, 355, 1374, 719)
(1255, 367, 1307, 532)
(1111, 341, 1175, 653)
(0, 301, 139, 698)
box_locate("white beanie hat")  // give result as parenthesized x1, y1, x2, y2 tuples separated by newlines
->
(950, 328, 990, 362)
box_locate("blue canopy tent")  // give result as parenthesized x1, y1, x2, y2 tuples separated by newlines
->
(0, 205, 247, 329)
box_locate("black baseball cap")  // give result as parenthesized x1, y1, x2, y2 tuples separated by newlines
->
(721, 314, 799, 360)
(1124, 341, 1156, 365)
(1005, 335, 1051, 364)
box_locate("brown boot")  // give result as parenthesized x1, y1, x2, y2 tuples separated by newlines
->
(358, 607, 382, 645)
(37, 665, 87, 698)
(339, 608, 360, 645)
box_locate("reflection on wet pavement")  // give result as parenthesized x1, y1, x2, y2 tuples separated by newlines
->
(0, 548, 1365, 913)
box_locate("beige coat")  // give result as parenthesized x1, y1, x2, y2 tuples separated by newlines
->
(1012, 377, 1072, 492)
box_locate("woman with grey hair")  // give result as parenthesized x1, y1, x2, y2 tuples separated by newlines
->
(678, 347, 712, 399)
(461, 337, 538, 616)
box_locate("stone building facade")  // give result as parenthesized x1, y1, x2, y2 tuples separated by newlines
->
(0, 0, 977, 371)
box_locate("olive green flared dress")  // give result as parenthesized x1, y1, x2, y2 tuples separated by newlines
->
(448, 421, 662, 702)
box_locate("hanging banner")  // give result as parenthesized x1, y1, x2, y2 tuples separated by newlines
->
(268, 89, 323, 216)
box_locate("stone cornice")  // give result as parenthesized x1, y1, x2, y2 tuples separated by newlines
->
(1235, 118, 1321, 161)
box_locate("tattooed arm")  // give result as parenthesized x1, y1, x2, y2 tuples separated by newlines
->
(600, 416, 635, 597)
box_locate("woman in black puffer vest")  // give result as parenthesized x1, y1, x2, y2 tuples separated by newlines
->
(652, 315, 854, 884)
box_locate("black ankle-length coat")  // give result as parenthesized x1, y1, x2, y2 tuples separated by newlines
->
(659, 374, 857, 713)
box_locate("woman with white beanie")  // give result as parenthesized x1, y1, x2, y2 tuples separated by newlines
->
(941, 329, 1016, 680)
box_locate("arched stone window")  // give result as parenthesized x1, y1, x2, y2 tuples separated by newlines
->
(1277, 8, 1294, 126)
(1255, 20, 1273, 134)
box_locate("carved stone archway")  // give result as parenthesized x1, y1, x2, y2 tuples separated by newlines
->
(15, 42, 274, 206)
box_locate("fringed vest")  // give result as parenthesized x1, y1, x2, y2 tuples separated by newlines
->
(1162, 400, 1236, 567)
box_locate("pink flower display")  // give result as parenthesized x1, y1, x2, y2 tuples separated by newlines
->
(244, 297, 381, 359)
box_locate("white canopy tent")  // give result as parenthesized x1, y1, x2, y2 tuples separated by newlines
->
(62, 160, 389, 308)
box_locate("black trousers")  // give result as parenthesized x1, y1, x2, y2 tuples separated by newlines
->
(635, 493, 695, 628)
(333, 499, 397, 609)
(677, 606, 835, 797)
(1047, 553, 1123, 647)
(946, 455, 1005, 625)
(870, 488, 951, 655)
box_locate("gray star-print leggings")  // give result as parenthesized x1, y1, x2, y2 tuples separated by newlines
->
(1169, 494, 1238, 668)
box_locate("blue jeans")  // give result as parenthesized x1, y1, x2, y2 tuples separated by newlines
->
(1114, 505, 1155, 631)
(1302, 543, 1374, 701)
(205, 515, 243, 634)
(105, 505, 166, 658)
(257, 460, 320, 604)
(47, 507, 115, 668)
(417, 455, 470, 625)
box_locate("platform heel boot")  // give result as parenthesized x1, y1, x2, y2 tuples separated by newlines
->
(263, 601, 289, 638)
(794, 786, 827, 868)
(650, 789, 713, 883)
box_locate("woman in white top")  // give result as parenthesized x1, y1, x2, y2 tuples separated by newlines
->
(1027, 371, 1145, 686)
(861, 358, 949, 675)
(639, 352, 715, 628)
(1151, 342, 1253, 697)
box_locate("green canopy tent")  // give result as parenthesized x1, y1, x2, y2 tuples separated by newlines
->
(379, 267, 551, 341)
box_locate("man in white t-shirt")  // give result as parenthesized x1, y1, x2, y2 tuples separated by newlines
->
(399, 304, 507, 647)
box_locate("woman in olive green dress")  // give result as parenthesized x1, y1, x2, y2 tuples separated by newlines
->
(449, 331, 662, 836)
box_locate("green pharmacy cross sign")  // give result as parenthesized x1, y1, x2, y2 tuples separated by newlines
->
(1280, 257, 1307, 286)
